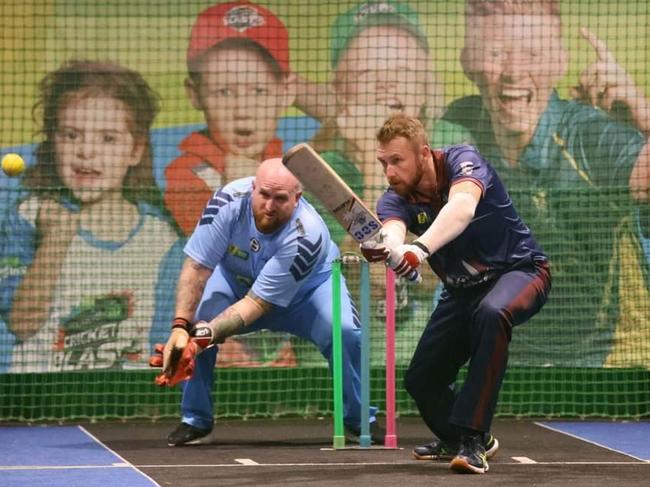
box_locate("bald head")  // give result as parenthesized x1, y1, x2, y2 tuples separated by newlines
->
(255, 158, 303, 193)
(251, 158, 303, 234)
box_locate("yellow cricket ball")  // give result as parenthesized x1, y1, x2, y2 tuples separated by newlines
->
(1, 153, 26, 177)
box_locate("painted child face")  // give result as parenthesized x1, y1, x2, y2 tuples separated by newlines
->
(55, 94, 142, 204)
(461, 13, 568, 141)
(335, 25, 430, 118)
(188, 47, 292, 160)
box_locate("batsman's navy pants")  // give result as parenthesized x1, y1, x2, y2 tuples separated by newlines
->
(179, 266, 376, 431)
(404, 262, 551, 442)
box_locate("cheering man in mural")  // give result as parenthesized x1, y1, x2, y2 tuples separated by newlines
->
(443, 0, 650, 367)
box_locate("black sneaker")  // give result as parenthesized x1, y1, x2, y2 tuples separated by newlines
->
(414, 434, 498, 461)
(412, 438, 457, 460)
(167, 422, 212, 446)
(450, 433, 489, 474)
(344, 421, 386, 445)
(484, 433, 499, 458)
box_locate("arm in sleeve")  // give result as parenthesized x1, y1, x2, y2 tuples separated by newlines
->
(412, 146, 486, 253)
(567, 110, 646, 188)
(415, 181, 481, 254)
(183, 188, 237, 270)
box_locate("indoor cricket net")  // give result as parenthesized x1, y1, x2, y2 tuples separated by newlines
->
(0, 0, 649, 422)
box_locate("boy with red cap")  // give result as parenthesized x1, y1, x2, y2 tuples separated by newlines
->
(165, 1, 295, 236)
(165, 1, 297, 367)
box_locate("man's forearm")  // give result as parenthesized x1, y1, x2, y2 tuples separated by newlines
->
(416, 192, 477, 254)
(205, 306, 246, 344)
(175, 257, 212, 321)
(201, 292, 273, 345)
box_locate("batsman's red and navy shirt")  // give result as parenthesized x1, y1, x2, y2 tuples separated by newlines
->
(377, 144, 547, 289)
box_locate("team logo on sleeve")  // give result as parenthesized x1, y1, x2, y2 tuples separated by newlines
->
(459, 161, 475, 175)
(289, 235, 322, 281)
(199, 189, 233, 226)
(294, 218, 306, 236)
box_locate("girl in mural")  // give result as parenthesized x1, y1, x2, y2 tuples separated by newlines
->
(0, 60, 182, 372)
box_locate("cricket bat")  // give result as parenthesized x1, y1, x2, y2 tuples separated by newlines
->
(283, 143, 380, 243)
(282, 143, 421, 282)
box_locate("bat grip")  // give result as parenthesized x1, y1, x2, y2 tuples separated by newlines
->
(405, 269, 422, 283)
(387, 253, 423, 284)
(403, 251, 423, 283)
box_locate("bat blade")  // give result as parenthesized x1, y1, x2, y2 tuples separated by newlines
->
(283, 143, 422, 283)
(283, 143, 381, 243)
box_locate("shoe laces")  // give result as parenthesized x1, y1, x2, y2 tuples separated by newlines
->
(460, 433, 484, 453)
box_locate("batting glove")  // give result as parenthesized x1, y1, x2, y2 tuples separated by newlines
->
(359, 231, 390, 263)
(391, 241, 429, 279)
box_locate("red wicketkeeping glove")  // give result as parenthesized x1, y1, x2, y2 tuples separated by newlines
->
(149, 340, 198, 387)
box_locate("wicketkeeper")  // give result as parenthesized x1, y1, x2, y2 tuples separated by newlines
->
(151, 158, 383, 446)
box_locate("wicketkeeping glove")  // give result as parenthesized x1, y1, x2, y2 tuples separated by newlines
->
(150, 340, 198, 387)
(149, 318, 220, 387)
(150, 317, 202, 387)
(149, 342, 165, 368)
(189, 320, 217, 348)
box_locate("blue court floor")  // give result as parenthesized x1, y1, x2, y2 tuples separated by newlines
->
(2, 419, 649, 486)
(0, 425, 158, 487)
(538, 421, 650, 462)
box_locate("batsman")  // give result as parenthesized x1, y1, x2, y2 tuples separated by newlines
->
(152, 158, 383, 446)
(361, 114, 552, 474)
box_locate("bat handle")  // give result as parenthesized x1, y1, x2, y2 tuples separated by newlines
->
(403, 251, 423, 283)
(386, 254, 423, 284)
(405, 269, 422, 284)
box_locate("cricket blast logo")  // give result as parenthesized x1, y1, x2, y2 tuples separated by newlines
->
(224, 6, 265, 32)
(355, 2, 397, 23)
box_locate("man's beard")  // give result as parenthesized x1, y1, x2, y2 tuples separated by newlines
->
(254, 212, 281, 234)
(391, 159, 423, 198)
